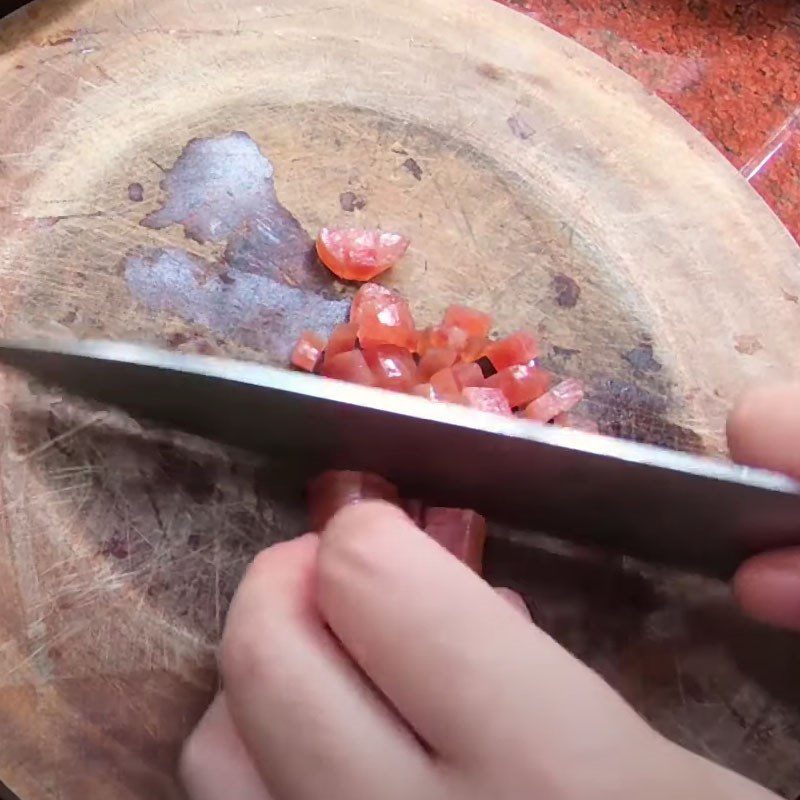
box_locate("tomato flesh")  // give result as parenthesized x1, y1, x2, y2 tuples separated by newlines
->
(524, 378, 585, 422)
(321, 350, 376, 386)
(444, 305, 492, 339)
(430, 367, 460, 398)
(363, 345, 418, 392)
(308, 470, 400, 530)
(350, 283, 416, 351)
(418, 347, 458, 382)
(325, 323, 358, 359)
(452, 361, 484, 389)
(486, 363, 550, 408)
(424, 507, 487, 574)
(317, 228, 410, 282)
(462, 387, 513, 416)
(291, 331, 326, 372)
(484, 331, 539, 371)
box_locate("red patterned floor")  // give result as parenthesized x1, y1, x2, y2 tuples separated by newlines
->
(499, 0, 800, 243)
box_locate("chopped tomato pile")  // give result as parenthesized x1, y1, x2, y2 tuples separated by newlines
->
(291, 280, 589, 425)
(300, 234, 597, 573)
(308, 470, 488, 574)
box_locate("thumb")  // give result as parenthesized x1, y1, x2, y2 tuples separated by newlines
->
(727, 382, 800, 629)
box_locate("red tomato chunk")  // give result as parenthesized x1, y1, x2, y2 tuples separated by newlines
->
(452, 361, 484, 389)
(462, 387, 513, 416)
(291, 331, 326, 372)
(443, 305, 492, 339)
(484, 331, 538, 371)
(363, 345, 418, 392)
(524, 378, 585, 423)
(351, 284, 417, 351)
(326, 323, 358, 359)
(418, 347, 458, 382)
(317, 228, 410, 282)
(321, 350, 375, 386)
(308, 470, 400, 530)
(486, 363, 550, 409)
(424, 507, 487, 574)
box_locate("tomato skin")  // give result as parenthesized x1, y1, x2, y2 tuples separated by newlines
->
(486, 363, 550, 409)
(462, 387, 513, 416)
(321, 350, 376, 386)
(362, 345, 418, 392)
(317, 228, 410, 282)
(424, 507, 487, 574)
(291, 331, 326, 372)
(308, 470, 400, 530)
(484, 331, 539, 371)
(524, 378, 585, 423)
(418, 347, 458, 382)
(443, 305, 492, 339)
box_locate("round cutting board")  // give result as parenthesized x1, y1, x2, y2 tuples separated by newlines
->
(2, 0, 800, 797)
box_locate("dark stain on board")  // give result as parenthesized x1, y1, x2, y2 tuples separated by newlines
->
(622, 343, 662, 373)
(552, 272, 581, 308)
(127, 182, 144, 202)
(124, 132, 348, 362)
(402, 157, 423, 181)
(507, 112, 535, 141)
(734, 334, 762, 355)
(339, 191, 366, 212)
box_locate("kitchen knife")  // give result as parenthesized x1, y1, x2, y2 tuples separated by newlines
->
(0, 337, 798, 576)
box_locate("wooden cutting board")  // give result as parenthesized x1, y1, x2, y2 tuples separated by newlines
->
(3, 0, 800, 797)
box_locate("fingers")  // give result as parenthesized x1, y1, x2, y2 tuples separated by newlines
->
(180, 694, 272, 800)
(220, 534, 433, 800)
(727, 382, 800, 478)
(734, 547, 800, 631)
(318, 502, 653, 766)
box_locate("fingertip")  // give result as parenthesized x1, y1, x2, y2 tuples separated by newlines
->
(734, 548, 800, 631)
(727, 382, 800, 477)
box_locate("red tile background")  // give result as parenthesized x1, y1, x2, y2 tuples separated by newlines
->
(498, 0, 800, 243)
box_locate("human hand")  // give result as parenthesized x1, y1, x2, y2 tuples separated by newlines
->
(181, 503, 776, 800)
(728, 382, 800, 630)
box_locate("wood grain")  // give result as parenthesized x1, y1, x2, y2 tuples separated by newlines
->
(2, 0, 800, 797)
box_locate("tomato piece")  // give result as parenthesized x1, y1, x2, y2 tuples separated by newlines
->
(452, 361, 484, 389)
(308, 470, 400, 530)
(486, 363, 550, 408)
(418, 347, 458, 382)
(326, 323, 358, 359)
(460, 336, 489, 363)
(316, 228, 410, 282)
(350, 283, 417, 351)
(424, 507, 487, 574)
(523, 378, 585, 422)
(411, 382, 437, 400)
(443, 305, 492, 339)
(462, 387, 513, 416)
(290, 331, 326, 372)
(484, 331, 539, 371)
(362, 345, 418, 392)
(430, 367, 460, 398)
(321, 350, 376, 386)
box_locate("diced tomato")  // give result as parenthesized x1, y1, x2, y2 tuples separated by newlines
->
(462, 387, 513, 416)
(460, 336, 489, 363)
(424, 507, 487, 574)
(554, 412, 599, 433)
(321, 350, 376, 386)
(452, 361, 484, 389)
(350, 283, 417, 351)
(362, 345, 418, 392)
(308, 470, 400, 530)
(484, 331, 538, 371)
(316, 228, 410, 282)
(443, 305, 492, 339)
(411, 383, 437, 400)
(430, 367, 460, 398)
(524, 378, 585, 422)
(418, 325, 468, 356)
(418, 347, 458, 382)
(486, 363, 550, 408)
(290, 331, 326, 372)
(326, 323, 358, 359)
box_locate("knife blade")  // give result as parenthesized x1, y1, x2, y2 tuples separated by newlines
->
(0, 337, 798, 575)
